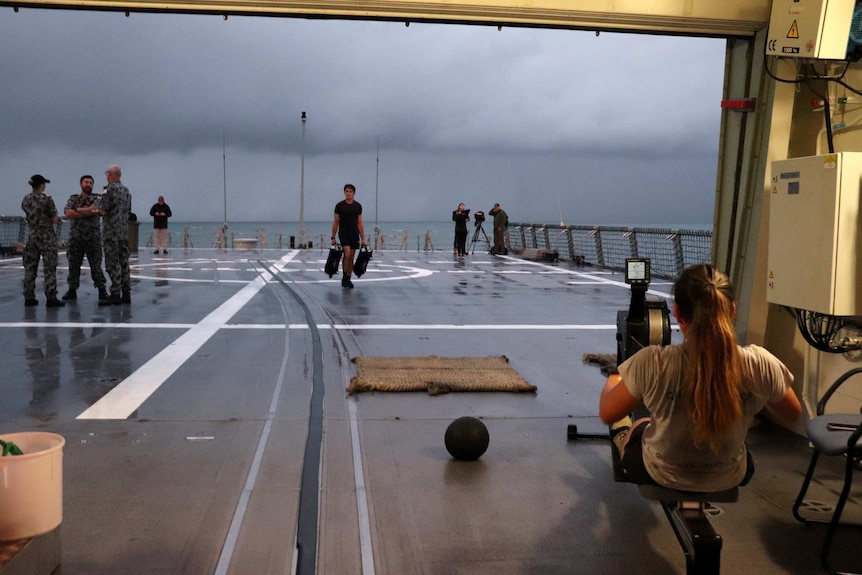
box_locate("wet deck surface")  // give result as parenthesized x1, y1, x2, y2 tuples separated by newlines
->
(1, 248, 860, 574)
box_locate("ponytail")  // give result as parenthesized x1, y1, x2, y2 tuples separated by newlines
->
(673, 264, 742, 452)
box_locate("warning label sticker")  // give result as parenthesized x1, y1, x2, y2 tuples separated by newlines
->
(787, 20, 799, 39)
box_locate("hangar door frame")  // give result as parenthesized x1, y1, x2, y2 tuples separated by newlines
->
(0, 0, 780, 343)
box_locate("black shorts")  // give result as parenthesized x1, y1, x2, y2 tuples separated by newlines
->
(618, 420, 659, 485)
(619, 420, 755, 487)
(339, 231, 361, 250)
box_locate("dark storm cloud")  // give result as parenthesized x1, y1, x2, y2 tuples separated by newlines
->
(0, 9, 725, 223)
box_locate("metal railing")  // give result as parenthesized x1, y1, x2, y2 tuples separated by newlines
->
(0, 216, 27, 253)
(0, 216, 72, 255)
(508, 223, 712, 279)
(1, 216, 712, 278)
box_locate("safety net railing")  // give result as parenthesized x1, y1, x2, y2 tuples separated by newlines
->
(508, 223, 712, 279)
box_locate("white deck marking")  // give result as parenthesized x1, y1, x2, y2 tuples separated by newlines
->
(0, 322, 620, 331)
(6, 254, 664, 420)
(346, 377, 376, 575)
(329, 324, 618, 330)
(214, 303, 292, 575)
(496, 255, 673, 298)
(76, 253, 298, 420)
(131, 262, 431, 285)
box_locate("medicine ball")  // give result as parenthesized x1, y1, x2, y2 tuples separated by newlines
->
(445, 416, 490, 461)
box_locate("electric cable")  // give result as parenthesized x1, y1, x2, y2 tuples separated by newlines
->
(795, 309, 862, 353)
(805, 60, 849, 82)
(823, 85, 835, 153)
(765, 57, 860, 93)
(836, 78, 862, 97)
(763, 57, 805, 84)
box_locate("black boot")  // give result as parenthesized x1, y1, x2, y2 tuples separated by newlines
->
(62, 288, 77, 300)
(24, 298, 38, 307)
(99, 294, 122, 306)
(98, 287, 109, 300)
(46, 297, 65, 308)
(121, 291, 131, 304)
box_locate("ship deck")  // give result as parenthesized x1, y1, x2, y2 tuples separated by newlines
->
(1, 247, 860, 574)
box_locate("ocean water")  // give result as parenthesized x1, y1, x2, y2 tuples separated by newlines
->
(148, 221, 459, 250)
(137, 220, 711, 250)
(0, 217, 710, 254)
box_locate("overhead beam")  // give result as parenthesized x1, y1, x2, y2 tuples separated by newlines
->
(0, 0, 770, 36)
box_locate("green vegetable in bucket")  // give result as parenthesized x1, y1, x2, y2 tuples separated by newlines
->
(0, 439, 24, 456)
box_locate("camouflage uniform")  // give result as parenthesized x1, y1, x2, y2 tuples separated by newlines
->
(101, 181, 132, 299)
(64, 192, 107, 291)
(21, 189, 60, 300)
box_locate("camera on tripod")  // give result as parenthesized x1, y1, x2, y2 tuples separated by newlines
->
(474, 210, 485, 226)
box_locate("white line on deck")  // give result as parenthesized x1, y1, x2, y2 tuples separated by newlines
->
(1, 322, 619, 331)
(348, 384, 376, 575)
(498, 255, 673, 299)
(214, 311, 291, 575)
(76, 252, 298, 420)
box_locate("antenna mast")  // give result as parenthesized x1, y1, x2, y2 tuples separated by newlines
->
(222, 132, 227, 226)
(375, 138, 379, 229)
(299, 112, 307, 247)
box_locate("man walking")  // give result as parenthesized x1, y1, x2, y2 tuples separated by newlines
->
(149, 195, 172, 254)
(21, 174, 64, 307)
(331, 183, 365, 289)
(99, 164, 132, 305)
(63, 175, 108, 301)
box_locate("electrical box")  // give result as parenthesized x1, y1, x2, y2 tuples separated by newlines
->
(768, 153, 862, 315)
(766, 0, 855, 60)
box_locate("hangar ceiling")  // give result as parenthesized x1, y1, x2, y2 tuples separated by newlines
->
(1, 0, 770, 37)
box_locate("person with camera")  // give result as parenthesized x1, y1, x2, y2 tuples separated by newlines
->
(452, 203, 470, 257)
(489, 202, 508, 255)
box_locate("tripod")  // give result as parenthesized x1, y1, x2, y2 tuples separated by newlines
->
(470, 222, 490, 254)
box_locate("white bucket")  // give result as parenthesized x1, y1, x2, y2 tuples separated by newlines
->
(0, 432, 65, 541)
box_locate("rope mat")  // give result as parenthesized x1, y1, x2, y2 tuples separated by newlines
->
(347, 355, 537, 395)
(583, 353, 618, 376)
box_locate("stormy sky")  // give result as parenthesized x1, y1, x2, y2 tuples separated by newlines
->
(0, 9, 725, 225)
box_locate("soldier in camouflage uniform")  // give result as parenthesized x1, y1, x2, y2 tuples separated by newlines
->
(62, 174, 109, 301)
(99, 164, 133, 306)
(21, 174, 65, 308)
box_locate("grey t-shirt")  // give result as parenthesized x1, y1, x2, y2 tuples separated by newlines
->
(618, 342, 792, 491)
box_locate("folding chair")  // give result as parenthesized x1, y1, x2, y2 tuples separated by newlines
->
(792, 367, 862, 575)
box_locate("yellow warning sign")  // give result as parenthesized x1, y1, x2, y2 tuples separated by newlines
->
(787, 20, 799, 39)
